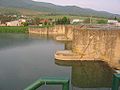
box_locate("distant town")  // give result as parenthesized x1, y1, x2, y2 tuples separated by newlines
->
(0, 14, 120, 27)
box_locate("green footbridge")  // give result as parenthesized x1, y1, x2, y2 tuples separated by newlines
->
(24, 77, 69, 90)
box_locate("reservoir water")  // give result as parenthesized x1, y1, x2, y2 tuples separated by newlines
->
(0, 33, 115, 90)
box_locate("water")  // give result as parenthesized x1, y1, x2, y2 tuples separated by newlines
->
(0, 33, 70, 90)
(0, 33, 115, 90)
(56, 60, 113, 90)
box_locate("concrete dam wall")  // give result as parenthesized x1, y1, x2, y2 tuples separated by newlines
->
(29, 25, 65, 35)
(72, 28, 120, 68)
(55, 25, 120, 69)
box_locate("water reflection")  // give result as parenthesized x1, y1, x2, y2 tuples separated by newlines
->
(0, 33, 31, 50)
(0, 33, 70, 90)
(29, 33, 56, 40)
(55, 60, 114, 89)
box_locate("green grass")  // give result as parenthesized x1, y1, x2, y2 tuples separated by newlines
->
(0, 26, 28, 33)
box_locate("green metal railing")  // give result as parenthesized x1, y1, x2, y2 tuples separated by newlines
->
(24, 77, 69, 90)
(112, 73, 120, 90)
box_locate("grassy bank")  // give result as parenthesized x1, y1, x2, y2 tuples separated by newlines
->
(0, 26, 28, 33)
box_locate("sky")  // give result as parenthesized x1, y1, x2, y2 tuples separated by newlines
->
(33, 0, 120, 14)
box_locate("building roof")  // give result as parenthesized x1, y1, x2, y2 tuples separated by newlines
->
(108, 20, 118, 23)
(40, 19, 51, 23)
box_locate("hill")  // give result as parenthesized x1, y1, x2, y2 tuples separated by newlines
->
(0, 0, 120, 18)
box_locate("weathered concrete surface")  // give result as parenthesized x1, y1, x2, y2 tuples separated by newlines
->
(55, 50, 101, 61)
(56, 36, 72, 41)
(55, 25, 74, 41)
(29, 25, 65, 35)
(65, 25, 74, 40)
(72, 29, 120, 63)
(55, 26, 120, 69)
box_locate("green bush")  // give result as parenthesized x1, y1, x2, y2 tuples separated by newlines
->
(97, 19, 107, 24)
(22, 22, 29, 26)
(0, 26, 28, 33)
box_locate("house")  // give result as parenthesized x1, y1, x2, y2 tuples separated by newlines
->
(6, 20, 21, 26)
(108, 20, 118, 24)
(21, 15, 27, 18)
(0, 20, 6, 26)
(0, 24, 6, 26)
(116, 23, 120, 26)
(39, 19, 52, 25)
(19, 19, 26, 23)
(13, 15, 17, 17)
(71, 19, 84, 24)
(6, 19, 27, 26)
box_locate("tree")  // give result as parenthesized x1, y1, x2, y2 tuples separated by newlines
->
(84, 18, 90, 23)
(34, 17, 40, 25)
(62, 17, 68, 24)
(118, 19, 120, 22)
(0, 15, 17, 23)
(97, 19, 107, 24)
(44, 21, 47, 25)
(114, 16, 117, 20)
(22, 22, 29, 26)
(55, 17, 70, 25)
(66, 18, 70, 24)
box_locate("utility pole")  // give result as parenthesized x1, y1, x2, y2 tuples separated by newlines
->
(90, 16, 92, 24)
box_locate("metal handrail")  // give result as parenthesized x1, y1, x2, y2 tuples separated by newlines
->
(24, 77, 69, 90)
(112, 73, 120, 90)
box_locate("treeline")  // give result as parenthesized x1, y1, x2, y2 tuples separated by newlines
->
(30, 16, 70, 26)
(0, 15, 17, 24)
(84, 18, 108, 24)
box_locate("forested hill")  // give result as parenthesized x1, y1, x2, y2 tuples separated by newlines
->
(0, 0, 120, 18)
